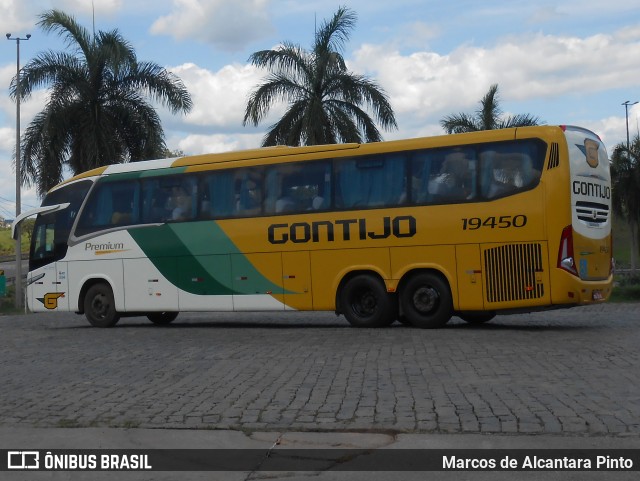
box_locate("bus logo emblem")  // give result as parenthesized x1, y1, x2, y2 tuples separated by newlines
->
(584, 139, 599, 168)
(37, 292, 65, 309)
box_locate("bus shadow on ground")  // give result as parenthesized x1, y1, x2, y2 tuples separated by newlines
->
(55, 315, 612, 331)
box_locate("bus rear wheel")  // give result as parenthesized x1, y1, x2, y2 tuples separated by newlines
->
(340, 274, 396, 328)
(84, 283, 120, 328)
(400, 272, 452, 329)
(147, 312, 179, 325)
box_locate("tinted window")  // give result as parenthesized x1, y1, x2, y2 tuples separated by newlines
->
(75, 179, 140, 236)
(141, 175, 197, 223)
(478, 141, 545, 199)
(30, 180, 92, 270)
(411, 147, 476, 204)
(335, 154, 407, 209)
(264, 161, 331, 214)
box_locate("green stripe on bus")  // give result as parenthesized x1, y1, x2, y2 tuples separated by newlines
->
(128, 221, 291, 296)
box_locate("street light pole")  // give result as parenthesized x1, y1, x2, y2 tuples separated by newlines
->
(6, 33, 31, 309)
(622, 100, 638, 152)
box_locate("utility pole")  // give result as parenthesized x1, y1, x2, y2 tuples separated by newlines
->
(6, 33, 31, 308)
(622, 100, 638, 153)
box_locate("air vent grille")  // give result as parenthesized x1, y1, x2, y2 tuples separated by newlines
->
(547, 143, 560, 170)
(484, 243, 544, 303)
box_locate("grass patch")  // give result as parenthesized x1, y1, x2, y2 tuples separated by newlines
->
(611, 285, 640, 302)
(0, 227, 31, 256)
(0, 285, 26, 315)
(612, 273, 640, 302)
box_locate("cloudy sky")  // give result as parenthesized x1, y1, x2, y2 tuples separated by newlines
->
(0, 0, 639, 216)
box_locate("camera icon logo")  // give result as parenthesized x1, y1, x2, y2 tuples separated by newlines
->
(7, 451, 39, 469)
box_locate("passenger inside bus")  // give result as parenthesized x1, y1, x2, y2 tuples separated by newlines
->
(170, 185, 193, 221)
(486, 152, 538, 198)
(110, 196, 133, 225)
(429, 150, 472, 201)
(237, 174, 263, 216)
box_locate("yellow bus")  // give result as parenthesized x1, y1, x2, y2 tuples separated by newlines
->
(14, 125, 613, 328)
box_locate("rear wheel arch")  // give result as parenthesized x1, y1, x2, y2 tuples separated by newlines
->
(398, 269, 454, 328)
(335, 269, 390, 313)
(336, 270, 397, 328)
(78, 278, 111, 314)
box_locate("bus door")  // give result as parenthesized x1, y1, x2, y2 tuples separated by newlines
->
(28, 220, 70, 312)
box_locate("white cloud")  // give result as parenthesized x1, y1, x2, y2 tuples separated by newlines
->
(171, 62, 263, 127)
(353, 28, 640, 113)
(172, 132, 263, 155)
(347, 26, 640, 144)
(150, 0, 274, 51)
(53, 0, 123, 16)
(161, 61, 287, 151)
(0, 0, 38, 34)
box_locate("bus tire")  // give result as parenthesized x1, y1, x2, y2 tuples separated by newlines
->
(147, 312, 179, 325)
(84, 283, 120, 328)
(339, 274, 396, 328)
(400, 272, 452, 328)
(458, 311, 496, 324)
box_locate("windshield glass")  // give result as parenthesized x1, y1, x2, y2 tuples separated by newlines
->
(30, 180, 93, 271)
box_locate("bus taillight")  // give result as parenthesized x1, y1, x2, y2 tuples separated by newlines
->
(557, 225, 578, 276)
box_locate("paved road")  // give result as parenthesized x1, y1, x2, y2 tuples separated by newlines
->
(0, 304, 638, 435)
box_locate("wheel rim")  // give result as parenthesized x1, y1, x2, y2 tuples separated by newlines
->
(412, 286, 439, 314)
(91, 293, 109, 320)
(352, 288, 377, 318)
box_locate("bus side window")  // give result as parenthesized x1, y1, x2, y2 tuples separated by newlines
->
(142, 179, 170, 223)
(237, 168, 263, 217)
(76, 180, 139, 236)
(203, 170, 236, 218)
(419, 148, 475, 203)
(109, 183, 139, 226)
(264, 161, 332, 215)
(168, 177, 197, 221)
(480, 142, 543, 199)
(335, 155, 406, 209)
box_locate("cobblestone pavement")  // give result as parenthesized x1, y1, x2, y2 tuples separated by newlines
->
(0, 304, 638, 436)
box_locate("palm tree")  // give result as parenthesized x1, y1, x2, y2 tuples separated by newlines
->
(611, 136, 640, 269)
(243, 6, 397, 146)
(440, 84, 541, 134)
(10, 9, 193, 196)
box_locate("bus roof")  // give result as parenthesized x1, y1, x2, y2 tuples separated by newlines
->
(55, 125, 575, 191)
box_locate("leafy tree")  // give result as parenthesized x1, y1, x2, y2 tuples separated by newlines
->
(162, 148, 185, 158)
(440, 84, 541, 134)
(611, 135, 640, 269)
(243, 6, 397, 146)
(10, 9, 193, 196)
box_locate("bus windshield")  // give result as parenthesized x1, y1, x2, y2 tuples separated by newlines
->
(30, 180, 93, 271)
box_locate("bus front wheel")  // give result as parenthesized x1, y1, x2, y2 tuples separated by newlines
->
(147, 312, 179, 325)
(84, 283, 120, 328)
(339, 274, 396, 328)
(400, 272, 452, 328)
